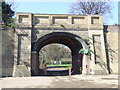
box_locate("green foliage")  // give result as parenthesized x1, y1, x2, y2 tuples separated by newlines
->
(79, 38, 92, 56)
(79, 48, 84, 54)
(42, 59, 47, 64)
(47, 64, 72, 67)
(83, 38, 90, 45)
(2, 18, 15, 29)
(2, 1, 15, 29)
(47, 64, 72, 70)
(40, 44, 72, 65)
(62, 61, 71, 64)
(61, 58, 72, 64)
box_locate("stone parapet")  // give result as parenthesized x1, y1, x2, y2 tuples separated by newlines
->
(16, 13, 103, 30)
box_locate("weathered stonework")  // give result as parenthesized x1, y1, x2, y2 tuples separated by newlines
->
(14, 29, 31, 65)
(15, 13, 107, 76)
(104, 25, 119, 74)
(2, 12, 119, 77)
(2, 30, 15, 77)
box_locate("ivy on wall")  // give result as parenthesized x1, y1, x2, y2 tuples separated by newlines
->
(79, 38, 92, 56)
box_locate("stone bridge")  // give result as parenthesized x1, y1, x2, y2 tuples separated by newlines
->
(14, 13, 108, 76)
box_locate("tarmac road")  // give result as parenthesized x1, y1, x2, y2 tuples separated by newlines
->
(1, 74, 119, 88)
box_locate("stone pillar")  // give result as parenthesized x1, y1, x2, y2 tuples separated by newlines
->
(86, 55, 90, 74)
(72, 53, 82, 74)
(68, 16, 72, 24)
(31, 51, 39, 76)
(17, 35, 21, 65)
(49, 16, 53, 25)
(82, 54, 87, 74)
(101, 32, 109, 74)
(43, 64, 47, 75)
(89, 57, 94, 75)
(69, 67, 72, 76)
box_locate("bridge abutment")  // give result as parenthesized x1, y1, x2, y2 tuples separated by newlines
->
(10, 13, 114, 76)
(31, 51, 40, 76)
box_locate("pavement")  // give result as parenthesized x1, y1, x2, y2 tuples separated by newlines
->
(1, 74, 119, 89)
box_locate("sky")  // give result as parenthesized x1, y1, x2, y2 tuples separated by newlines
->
(8, 0, 119, 25)
(118, 2, 120, 24)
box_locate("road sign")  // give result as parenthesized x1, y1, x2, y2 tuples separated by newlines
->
(84, 50, 88, 54)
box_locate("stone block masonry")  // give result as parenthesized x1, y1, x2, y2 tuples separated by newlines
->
(2, 13, 119, 77)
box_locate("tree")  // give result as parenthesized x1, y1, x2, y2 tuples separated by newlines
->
(1, 0, 15, 29)
(69, 0, 111, 15)
(39, 44, 72, 64)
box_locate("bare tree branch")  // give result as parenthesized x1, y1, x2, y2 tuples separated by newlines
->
(69, 0, 111, 15)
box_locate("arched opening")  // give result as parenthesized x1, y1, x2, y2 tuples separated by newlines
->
(39, 43, 72, 76)
(31, 32, 88, 76)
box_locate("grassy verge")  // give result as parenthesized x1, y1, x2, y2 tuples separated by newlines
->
(47, 64, 72, 67)
(40, 64, 72, 70)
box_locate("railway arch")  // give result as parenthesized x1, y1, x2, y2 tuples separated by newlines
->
(13, 13, 109, 76)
